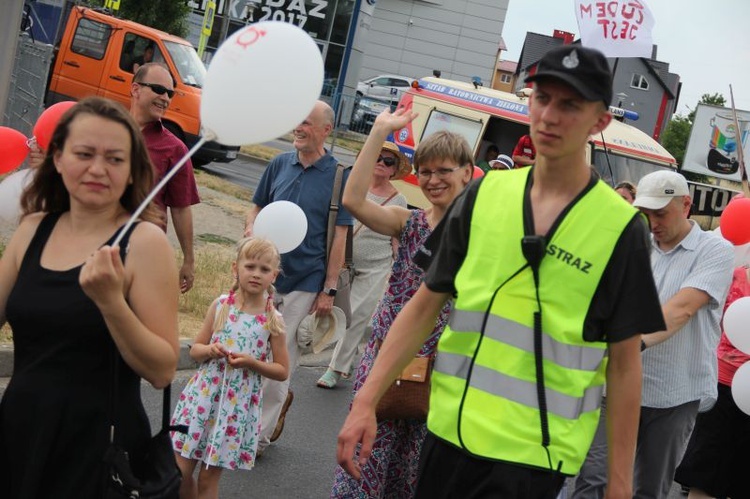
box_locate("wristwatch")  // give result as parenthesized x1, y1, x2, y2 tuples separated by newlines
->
(323, 287, 337, 297)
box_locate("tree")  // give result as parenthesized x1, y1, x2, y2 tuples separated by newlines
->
(661, 93, 727, 172)
(118, 0, 191, 38)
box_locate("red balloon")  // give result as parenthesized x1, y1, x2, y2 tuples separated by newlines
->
(33, 101, 76, 151)
(721, 198, 750, 246)
(0, 127, 30, 174)
(472, 165, 485, 179)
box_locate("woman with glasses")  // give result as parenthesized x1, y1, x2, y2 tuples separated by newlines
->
(316, 142, 409, 389)
(330, 108, 473, 498)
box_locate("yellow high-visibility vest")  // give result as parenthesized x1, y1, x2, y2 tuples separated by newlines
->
(428, 168, 637, 475)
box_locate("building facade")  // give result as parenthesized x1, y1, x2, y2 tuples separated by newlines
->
(185, 0, 508, 112)
(514, 31, 680, 141)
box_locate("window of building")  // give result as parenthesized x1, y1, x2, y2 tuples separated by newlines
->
(71, 18, 111, 60)
(500, 73, 512, 84)
(630, 73, 649, 90)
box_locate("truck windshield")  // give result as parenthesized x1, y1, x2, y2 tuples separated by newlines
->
(164, 41, 205, 88)
(591, 149, 672, 186)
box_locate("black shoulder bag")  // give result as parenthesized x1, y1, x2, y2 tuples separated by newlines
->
(326, 162, 354, 327)
(102, 348, 187, 499)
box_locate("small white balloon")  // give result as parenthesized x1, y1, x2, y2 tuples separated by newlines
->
(732, 361, 750, 415)
(714, 226, 750, 268)
(201, 22, 324, 146)
(0, 169, 34, 224)
(725, 297, 750, 355)
(253, 201, 307, 254)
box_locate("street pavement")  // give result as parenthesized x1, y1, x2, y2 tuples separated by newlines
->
(0, 138, 685, 498)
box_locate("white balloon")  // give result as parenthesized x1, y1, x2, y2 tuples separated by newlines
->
(0, 169, 34, 224)
(725, 297, 750, 355)
(714, 226, 750, 267)
(253, 201, 307, 254)
(201, 22, 324, 146)
(732, 362, 750, 415)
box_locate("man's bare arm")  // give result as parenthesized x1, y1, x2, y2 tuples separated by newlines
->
(642, 287, 710, 348)
(244, 203, 262, 237)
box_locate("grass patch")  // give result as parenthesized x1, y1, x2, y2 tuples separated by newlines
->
(177, 243, 235, 339)
(195, 170, 251, 199)
(240, 144, 282, 162)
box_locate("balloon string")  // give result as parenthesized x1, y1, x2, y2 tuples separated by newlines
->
(112, 134, 211, 247)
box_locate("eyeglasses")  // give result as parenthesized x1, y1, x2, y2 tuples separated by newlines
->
(136, 82, 175, 99)
(416, 165, 463, 179)
(377, 155, 398, 167)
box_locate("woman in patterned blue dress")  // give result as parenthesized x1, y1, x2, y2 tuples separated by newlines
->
(331, 109, 474, 497)
(171, 237, 289, 499)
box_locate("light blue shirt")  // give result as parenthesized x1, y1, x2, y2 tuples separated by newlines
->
(253, 150, 353, 294)
(642, 221, 734, 411)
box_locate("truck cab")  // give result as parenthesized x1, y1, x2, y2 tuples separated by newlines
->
(46, 6, 237, 165)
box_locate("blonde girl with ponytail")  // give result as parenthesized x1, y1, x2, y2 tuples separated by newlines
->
(170, 237, 289, 499)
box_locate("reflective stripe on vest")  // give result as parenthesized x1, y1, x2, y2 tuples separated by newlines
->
(446, 310, 607, 372)
(427, 168, 638, 475)
(434, 351, 604, 419)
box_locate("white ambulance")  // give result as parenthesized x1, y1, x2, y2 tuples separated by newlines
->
(390, 77, 735, 222)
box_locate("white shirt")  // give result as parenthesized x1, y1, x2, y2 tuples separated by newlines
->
(642, 221, 734, 411)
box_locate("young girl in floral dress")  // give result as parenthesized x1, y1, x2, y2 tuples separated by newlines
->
(171, 237, 289, 499)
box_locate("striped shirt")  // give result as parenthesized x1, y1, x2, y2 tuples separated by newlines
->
(642, 221, 734, 411)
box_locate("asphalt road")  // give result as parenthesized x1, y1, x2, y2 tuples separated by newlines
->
(142, 365, 351, 498)
(199, 139, 358, 192)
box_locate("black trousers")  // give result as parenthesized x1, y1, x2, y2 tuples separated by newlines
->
(415, 432, 566, 499)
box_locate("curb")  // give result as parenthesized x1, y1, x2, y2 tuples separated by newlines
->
(0, 339, 332, 378)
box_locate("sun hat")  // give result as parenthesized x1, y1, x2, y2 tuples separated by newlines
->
(525, 45, 613, 107)
(381, 141, 412, 180)
(632, 170, 690, 210)
(297, 307, 347, 354)
(489, 154, 514, 170)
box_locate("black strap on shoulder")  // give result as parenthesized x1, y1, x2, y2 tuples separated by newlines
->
(106, 222, 180, 442)
(326, 163, 353, 269)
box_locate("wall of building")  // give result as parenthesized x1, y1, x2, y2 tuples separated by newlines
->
(612, 57, 668, 139)
(360, 0, 508, 85)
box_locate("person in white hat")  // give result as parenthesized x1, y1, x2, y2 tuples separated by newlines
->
(316, 142, 408, 389)
(488, 153, 514, 170)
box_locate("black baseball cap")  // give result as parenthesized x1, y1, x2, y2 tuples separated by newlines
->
(525, 46, 613, 107)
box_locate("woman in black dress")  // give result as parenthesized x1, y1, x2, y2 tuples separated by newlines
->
(0, 97, 180, 498)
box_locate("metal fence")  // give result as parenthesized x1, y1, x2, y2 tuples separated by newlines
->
(3, 34, 54, 138)
(322, 91, 397, 157)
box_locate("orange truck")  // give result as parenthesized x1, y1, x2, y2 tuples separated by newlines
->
(46, 6, 237, 165)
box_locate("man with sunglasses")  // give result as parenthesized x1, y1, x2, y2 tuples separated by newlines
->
(337, 46, 666, 498)
(130, 62, 200, 294)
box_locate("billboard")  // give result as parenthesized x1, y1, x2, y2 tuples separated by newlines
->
(683, 103, 750, 182)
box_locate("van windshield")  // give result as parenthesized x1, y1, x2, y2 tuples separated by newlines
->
(591, 149, 672, 186)
(164, 41, 205, 88)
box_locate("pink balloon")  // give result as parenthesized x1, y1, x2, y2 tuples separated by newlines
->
(472, 165, 485, 179)
(0, 127, 30, 174)
(33, 101, 76, 151)
(720, 198, 750, 246)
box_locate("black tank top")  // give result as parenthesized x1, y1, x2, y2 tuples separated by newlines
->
(0, 212, 151, 498)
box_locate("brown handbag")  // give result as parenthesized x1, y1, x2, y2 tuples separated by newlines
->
(375, 356, 433, 422)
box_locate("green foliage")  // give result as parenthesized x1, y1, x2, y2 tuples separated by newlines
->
(662, 93, 727, 171)
(687, 93, 727, 123)
(117, 0, 191, 38)
(660, 114, 692, 165)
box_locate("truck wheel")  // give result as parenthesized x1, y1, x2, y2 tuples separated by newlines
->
(163, 121, 185, 143)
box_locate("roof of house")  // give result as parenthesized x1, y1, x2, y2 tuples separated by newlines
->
(498, 60, 517, 73)
(516, 32, 566, 73)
